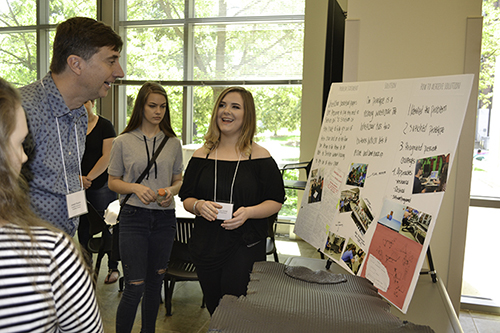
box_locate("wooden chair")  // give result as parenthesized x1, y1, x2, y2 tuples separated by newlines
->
(163, 217, 204, 316)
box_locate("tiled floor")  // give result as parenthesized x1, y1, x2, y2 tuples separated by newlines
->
(459, 310, 500, 333)
(90, 234, 500, 333)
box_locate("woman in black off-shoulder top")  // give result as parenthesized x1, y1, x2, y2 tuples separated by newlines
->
(179, 86, 285, 315)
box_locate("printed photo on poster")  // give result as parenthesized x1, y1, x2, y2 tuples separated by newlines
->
(412, 154, 449, 194)
(324, 231, 346, 260)
(377, 199, 432, 245)
(346, 163, 368, 187)
(341, 238, 366, 275)
(339, 188, 360, 213)
(308, 168, 324, 203)
(350, 196, 374, 234)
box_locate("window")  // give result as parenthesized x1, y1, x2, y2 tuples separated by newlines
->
(463, 0, 500, 310)
(0, 0, 305, 217)
(119, 0, 305, 217)
(0, 0, 96, 86)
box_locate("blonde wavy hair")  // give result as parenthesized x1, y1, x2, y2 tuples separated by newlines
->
(203, 86, 256, 156)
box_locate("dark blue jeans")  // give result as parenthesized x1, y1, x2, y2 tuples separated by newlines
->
(115, 205, 176, 333)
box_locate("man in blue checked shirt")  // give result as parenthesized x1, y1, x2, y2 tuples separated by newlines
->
(20, 17, 124, 236)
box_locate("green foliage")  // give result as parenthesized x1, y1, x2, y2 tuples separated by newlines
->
(0, 0, 95, 87)
(0, 0, 305, 218)
(126, 0, 185, 21)
(479, 0, 500, 109)
(48, 0, 96, 24)
(192, 23, 304, 80)
(0, 0, 36, 26)
(194, 0, 305, 17)
(0, 31, 36, 86)
(252, 86, 302, 135)
(280, 169, 300, 216)
(192, 86, 216, 143)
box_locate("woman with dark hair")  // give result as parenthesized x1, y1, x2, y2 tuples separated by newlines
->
(0, 77, 103, 332)
(108, 82, 183, 332)
(78, 99, 120, 283)
(179, 86, 285, 315)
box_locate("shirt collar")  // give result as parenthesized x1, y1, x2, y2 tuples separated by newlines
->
(42, 72, 86, 118)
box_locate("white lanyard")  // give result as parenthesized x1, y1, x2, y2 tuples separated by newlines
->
(56, 118, 83, 194)
(214, 149, 241, 204)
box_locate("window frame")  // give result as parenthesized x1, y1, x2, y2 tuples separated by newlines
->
(113, 0, 304, 144)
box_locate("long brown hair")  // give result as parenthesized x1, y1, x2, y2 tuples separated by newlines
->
(204, 86, 256, 156)
(0, 77, 42, 230)
(122, 82, 177, 137)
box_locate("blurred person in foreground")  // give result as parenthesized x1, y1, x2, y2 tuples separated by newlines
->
(0, 77, 103, 332)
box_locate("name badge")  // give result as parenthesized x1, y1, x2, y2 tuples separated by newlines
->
(66, 190, 88, 219)
(215, 202, 233, 221)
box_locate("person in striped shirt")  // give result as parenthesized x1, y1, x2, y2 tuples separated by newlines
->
(0, 77, 103, 333)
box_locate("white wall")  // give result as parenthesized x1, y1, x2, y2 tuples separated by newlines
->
(301, 0, 483, 313)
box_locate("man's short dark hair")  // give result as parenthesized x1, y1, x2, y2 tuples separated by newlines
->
(415, 162, 422, 174)
(50, 17, 123, 74)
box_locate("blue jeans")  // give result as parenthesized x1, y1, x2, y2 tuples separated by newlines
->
(115, 205, 177, 333)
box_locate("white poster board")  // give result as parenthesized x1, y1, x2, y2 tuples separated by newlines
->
(294, 74, 474, 313)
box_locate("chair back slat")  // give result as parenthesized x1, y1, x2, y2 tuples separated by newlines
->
(176, 218, 195, 244)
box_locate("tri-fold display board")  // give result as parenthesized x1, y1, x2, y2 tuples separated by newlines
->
(294, 74, 474, 313)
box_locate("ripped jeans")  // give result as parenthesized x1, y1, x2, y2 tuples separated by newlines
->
(116, 205, 176, 333)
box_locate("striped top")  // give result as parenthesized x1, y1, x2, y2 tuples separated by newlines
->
(0, 224, 103, 332)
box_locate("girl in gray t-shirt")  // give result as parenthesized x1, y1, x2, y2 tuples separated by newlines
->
(108, 82, 183, 332)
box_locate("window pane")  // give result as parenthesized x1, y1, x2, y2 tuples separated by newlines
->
(0, 31, 36, 87)
(125, 0, 184, 21)
(192, 86, 214, 143)
(124, 27, 184, 81)
(193, 23, 304, 80)
(0, 0, 36, 27)
(49, 0, 96, 24)
(462, 206, 500, 302)
(125, 85, 183, 136)
(472, 0, 500, 199)
(195, 0, 305, 17)
(470, 146, 500, 198)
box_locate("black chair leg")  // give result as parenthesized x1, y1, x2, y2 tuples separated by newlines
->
(94, 249, 105, 281)
(118, 277, 124, 292)
(273, 249, 279, 263)
(165, 277, 176, 316)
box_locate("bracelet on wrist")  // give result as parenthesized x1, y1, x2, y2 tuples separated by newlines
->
(193, 200, 202, 216)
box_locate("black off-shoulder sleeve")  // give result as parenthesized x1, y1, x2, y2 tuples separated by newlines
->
(179, 157, 203, 201)
(258, 157, 285, 204)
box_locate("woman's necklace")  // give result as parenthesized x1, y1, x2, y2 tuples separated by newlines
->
(214, 148, 241, 204)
